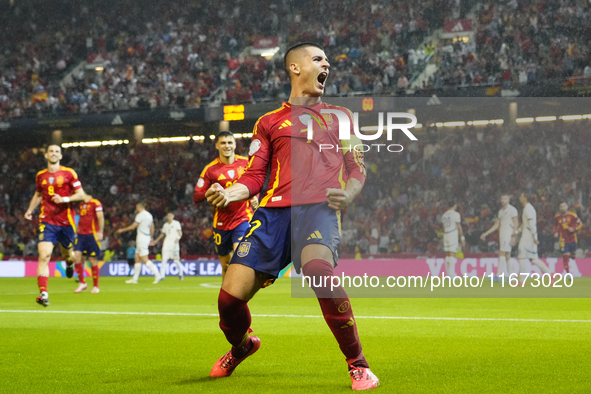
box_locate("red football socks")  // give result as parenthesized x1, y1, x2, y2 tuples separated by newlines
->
(218, 288, 252, 356)
(563, 255, 570, 273)
(302, 259, 369, 368)
(37, 275, 48, 293)
(75, 263, 86, 284)
(92, 265, 99, 287)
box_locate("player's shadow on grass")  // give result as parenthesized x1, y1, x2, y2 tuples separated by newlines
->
(176, 376, 218, 385)
(176, 373, 268, 385)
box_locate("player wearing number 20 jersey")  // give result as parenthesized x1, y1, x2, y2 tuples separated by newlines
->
(194, 131, 255, 278)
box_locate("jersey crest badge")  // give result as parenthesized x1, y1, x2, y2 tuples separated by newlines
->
(57, 176, 64, 187)
(49, 177, 55, 185)
(228, 170, 235, 179)
(236, 242, 251, 258)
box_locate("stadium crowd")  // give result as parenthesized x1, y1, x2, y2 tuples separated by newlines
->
(1, 120, 590, 259)
(0, 0, 468, 119)
(426, 0, 591, 89)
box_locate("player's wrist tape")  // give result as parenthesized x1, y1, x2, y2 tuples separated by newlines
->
(460, 236, 465, 241)
(63, 196, 70, 203)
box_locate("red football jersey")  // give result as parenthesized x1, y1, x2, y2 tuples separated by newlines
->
(237, 101, 366, 207)
(194, 156, 254, 230)
(35, 166, 82, 227)
(554, 212, 582, 244)
(77, 199, 103, 235)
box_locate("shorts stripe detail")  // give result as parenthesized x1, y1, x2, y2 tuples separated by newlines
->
(260, 159, 281, 207)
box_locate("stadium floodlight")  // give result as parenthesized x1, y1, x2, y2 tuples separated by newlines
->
(516, 117, 534, 123)
(560, 115, 583, 120)
(210, 135, 216, 140)
(234, 134, 243, 139)
(443, 121, 465, 127)
(124, 140, 129, 144)
(490, 119, 504, 124)
(472, 120, 489, 125)
(414, 123, 422, 128)
(435, 122, 443, 127)
(535, 116, 556, 122)
(168, 136, 190, 142)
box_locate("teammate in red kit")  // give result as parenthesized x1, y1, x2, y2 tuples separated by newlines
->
(73, 190, 104, 294)
(554, 202, 582, 274)
(204, 43, 378, 390)
(193, 131, 257, 279)
(24, 144, 85, 307)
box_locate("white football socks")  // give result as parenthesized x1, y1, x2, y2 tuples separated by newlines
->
(173, 259, 183, 276)
(145, 260, 160, 278)
(132, 263, 142, 281)
(498, 256, 507, 277)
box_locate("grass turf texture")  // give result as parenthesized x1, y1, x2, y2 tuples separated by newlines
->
(1, 277, 591, 393)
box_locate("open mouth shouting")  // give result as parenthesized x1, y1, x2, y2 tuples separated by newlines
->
(317, 71, 328, 89)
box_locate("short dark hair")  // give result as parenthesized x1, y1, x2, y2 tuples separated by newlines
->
(215, 131, 235, 143)
(521, 191, 533, 202)
(284, 42, 324, 75)
(447, 200, 456, 209)
(46, 144, 61, 151)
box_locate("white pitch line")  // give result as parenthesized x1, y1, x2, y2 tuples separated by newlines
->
(0, 310, 590, 323)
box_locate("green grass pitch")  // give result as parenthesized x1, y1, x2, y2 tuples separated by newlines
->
(1, 277, 591, 393)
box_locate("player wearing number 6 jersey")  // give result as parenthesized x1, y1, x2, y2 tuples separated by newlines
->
(73, 191, 104, 294)
(193, 131, 257, 279)
(24, 144, 86, 307)
(204, 43, 378, 390)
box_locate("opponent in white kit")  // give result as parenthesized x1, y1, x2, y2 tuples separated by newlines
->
(115, 202, 161, 284)
(516, 192, 551, 278)
(151, 212, 183, 280)
(441, 201, 465, 277)
(481, 193, 519, 281)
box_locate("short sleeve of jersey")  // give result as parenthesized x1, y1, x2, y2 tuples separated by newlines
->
(135, 213, 143, 224)
(175, 221, 182, 231)
(68, 168, 82, 190)
(237, 118, 272, 196)
(454, 211, 461, 223)
(94, 200, 103, 212)
(510, 206, 518, 218)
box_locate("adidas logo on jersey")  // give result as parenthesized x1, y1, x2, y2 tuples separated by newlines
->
(218, 174, 227, 180)
(307, 230, 323, 240)
(278, 120, 292, 129)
